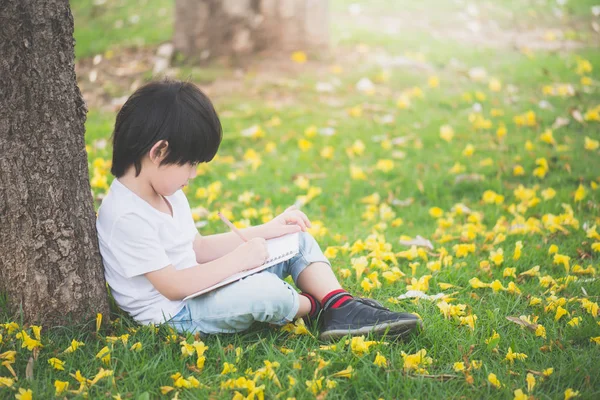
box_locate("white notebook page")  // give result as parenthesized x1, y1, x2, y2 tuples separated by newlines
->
(183, 232, 300, 300)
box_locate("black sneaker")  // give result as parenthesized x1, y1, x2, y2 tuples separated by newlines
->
(319, 298, 422, 341)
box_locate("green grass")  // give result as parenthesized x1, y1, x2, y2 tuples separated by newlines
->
(2, 0, 600, 398)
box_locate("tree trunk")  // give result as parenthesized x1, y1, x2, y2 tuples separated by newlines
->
(0, 0, 110, 326)
(173, 0, 329, 62)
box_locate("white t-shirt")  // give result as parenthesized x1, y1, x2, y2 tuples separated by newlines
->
(96, 179, 199, 325)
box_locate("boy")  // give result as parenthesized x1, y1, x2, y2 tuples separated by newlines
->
(96, 79, 421, 340)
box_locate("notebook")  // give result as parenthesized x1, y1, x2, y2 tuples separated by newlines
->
(183, 232, 300, 300)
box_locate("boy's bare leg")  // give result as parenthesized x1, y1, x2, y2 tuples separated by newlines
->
(296, 262, 343, 302)
(295, 295, 312, 319)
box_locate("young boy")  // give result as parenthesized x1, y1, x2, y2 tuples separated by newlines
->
(96, 79, 421, 340)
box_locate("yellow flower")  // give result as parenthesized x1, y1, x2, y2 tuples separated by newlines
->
(590, 336, 600, 345)
(439, 125, 454, 142)
(584, 136, 599, 151)
(350, 165, 367, 180)
(352, 256, 368, 279)
(326, 379, 337, 389)
(297, 138, 312, 152)
(513, 165, 525, 176)
(543, 368, 554, 376)
(526, 373, 536, 393)
(539, 129, 555, 145)
(320, 145, 334, 159)
(48, 357, 65, 371)
(462, 144, 475, 157)
(95, 346, 111, 365)
(330, 365, 353, 379)
(503, 268, 516, 278)
(490, 279, 506, 292)
(376, 159, 394, 173)
(575, 57, 592, 75)
(541, 188, 556, 200)
(305, 377, 323, 395)
(469, 277, 490, 289)
(373, 352, 387, 368)
(513, 241, 523, 260)
(455, 244, 476, 258)
(221, 362, 237, 375)
(533, 157, 549, 178)
(514, 389, 528, 400)
(489, 78, 502, 92)
(573, 184, 586, 202)
(555, 305, 569, 321)
(505, 347, 527, 364)
(55, 380, 69, 395)
(406, 275, 432, 292)
(459, 314, 478, 330)
(453, 362, 465, 372)
(96, 313, 102, 333)
(396, 96, 410, 109)
(350, 336, 378, 356)
(497, 124, 507, 140)
(347, 105, 363, 117)
(428, 76, 439, 87)
(429, 207, 444, 218)
(130, 342, 142, 352)
(490, 248, 504, 266)
(488, 373, 502, 389)
(0, 377, 14, 388)
(15, 388, 33, 400)
(401, 349, 433, 374)
(15, 331, 42, 351)
(553, 254, 570, 273)
(482, 190, 504, 205)
(564, 388, 580, 399)
(534, 324, 546, 339)
(291, 51, 307, 63)
(567, 317, 581, 327)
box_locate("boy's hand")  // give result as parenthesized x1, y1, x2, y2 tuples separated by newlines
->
(262, 205, 311, 238)
(234, 237, 269, 270)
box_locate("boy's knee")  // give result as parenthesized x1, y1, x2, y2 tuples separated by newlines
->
(247, 272, 297, 321)
(299, 231, 318, 252)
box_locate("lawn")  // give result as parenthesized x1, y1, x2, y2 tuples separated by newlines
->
(1, 0, 599, 399)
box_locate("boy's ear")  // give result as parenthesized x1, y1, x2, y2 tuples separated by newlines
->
(149, 140, 169, 164)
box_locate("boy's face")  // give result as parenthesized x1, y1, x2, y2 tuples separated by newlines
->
(151, 162, 198, 197)
(146, 140, 198, 196)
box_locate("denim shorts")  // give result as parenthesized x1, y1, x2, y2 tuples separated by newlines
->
(167, 231, 331, 335)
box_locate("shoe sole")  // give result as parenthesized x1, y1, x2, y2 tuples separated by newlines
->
(319, 318, 423, 341)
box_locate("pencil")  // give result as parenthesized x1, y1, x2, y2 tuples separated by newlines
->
(217, 212, 249, 242)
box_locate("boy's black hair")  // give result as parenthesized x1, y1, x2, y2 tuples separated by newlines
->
(110, 79, 222, 177)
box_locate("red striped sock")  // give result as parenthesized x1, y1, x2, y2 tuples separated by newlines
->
(321, 289, 353, 310)
(300, 292, 321, 318)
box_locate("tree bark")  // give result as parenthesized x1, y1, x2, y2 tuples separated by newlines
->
(173, 0, 329, 62)
(0, 0, 110, 326)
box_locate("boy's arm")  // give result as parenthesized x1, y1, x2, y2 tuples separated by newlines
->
(193, 225, 267, 263)
(192, 206, 309, 263)
(147, 237, 267, 300)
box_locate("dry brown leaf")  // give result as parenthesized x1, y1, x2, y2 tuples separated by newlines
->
(398, 235, 434, 250)
(408, 374, 459, 381)
(391, 197, 414, 207)
(454, 173, 485, 184)
(571, 109, 585, 123)
(552, 116, 570, 129)
(26, 357, 34, 380)
(505, 316, 539, 331)
(527, 369, 544, 377)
